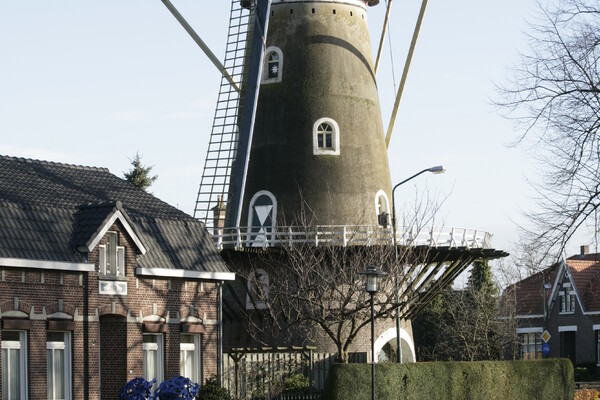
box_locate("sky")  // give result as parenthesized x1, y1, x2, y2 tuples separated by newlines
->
(0, 0, 585, 266)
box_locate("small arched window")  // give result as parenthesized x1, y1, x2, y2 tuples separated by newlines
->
(247, 190, 277, 247)
(246, 269, 269, 310)
(313, 118, 340, 155)
(262, 46, 283, 84)
(375, 190, 390, 227)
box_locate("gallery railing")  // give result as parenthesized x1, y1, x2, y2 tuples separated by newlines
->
(212, 225, 493, 250)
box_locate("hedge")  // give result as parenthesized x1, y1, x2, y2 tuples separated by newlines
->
(323, 359, 574, 400)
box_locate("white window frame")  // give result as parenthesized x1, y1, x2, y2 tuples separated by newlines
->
(143, 334, 164, 390)
(518, 331, 542, 360)
(559, 290, 576, 313)
(313, 118, 340, 155)
(594, 325, 600, 366)
(262, 46, 283, 84)
(246, 268, 269, 310)
(180, 334, 202, 384)
(99, 231, 125, 277)
(47, 331, 72, 400)
(247, 190, 278, 247)
(2, 330, 28, 400)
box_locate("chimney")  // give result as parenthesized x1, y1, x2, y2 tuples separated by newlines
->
(581, 245, 589, 256)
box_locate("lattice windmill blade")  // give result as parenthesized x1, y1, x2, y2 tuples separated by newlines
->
(194, 0, 271, 231)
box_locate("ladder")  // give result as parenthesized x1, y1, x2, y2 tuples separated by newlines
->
(194, 0, 269, 229)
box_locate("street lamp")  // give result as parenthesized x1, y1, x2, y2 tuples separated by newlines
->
(391, 165, 445, 363)
(360, 266, 387, 400)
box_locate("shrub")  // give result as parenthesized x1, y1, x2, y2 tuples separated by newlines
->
(324, 359, 574, 400)
(196, 376, 232, 400)
(154, 376, 199, 400)
(282, 373, 311, 394)
(119, 377, 155, 400)
(575, 367, 591, 382)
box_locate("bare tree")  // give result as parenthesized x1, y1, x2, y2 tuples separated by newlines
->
(413, 261, 519, 361)
(497, 0, 600, 259)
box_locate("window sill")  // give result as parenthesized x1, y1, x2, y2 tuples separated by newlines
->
(98, 274, 128, 282)
(559, 311, 575, 315)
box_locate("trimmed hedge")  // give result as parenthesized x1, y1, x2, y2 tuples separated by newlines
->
(323, 359, 573, 400)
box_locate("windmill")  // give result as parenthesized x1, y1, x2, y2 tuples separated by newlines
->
(162, 0, 506, 372)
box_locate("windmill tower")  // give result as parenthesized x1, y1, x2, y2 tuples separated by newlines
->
(181, 0, 504, 376)
(195, 0, 393, 245)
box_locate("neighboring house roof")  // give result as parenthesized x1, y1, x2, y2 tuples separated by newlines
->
(508, 252, 600, 315)
(0, 155, 231, 278)
(506, 263, 559, 316)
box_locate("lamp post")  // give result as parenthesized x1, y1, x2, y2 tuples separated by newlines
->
(360, 266, 387, 400)
(391, 165, 445, 363)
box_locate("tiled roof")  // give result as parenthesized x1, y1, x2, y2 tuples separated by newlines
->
(0, 155, 229, 274)
(507, 263, 559, 316)
(509, 253, 600, 314)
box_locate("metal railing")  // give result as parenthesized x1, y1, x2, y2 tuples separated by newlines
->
(213, 225, 493, 250)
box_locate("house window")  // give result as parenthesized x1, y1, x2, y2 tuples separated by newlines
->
(560, 291, 576, 312)
(262, 46, 283, 83)
(47, 331, 71, 400)
(180, 334, 201, 384)
(246, 269, 269, 310)
(99, 231, 125, 277)
(143, 334, 164, 391)
(2, 331, 27, 400)
(519, 332, 542, 360)
(313, 118, 340, 155)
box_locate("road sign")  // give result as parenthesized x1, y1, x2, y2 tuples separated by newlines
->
(541, 330, 551, 343)
(542, 343, 550, 355)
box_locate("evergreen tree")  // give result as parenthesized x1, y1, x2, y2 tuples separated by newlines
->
(413, 261, 514, 361)
(123, 152, 158, 191)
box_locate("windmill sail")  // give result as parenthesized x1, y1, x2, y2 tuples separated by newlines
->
(194, 0, 271, 233)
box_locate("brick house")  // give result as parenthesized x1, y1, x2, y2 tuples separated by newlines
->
(507, 247, 600, 368)
(0, 155, 234, 400)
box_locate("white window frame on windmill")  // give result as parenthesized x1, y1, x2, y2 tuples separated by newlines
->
(246, 268, 269, 310)
(262, 46, 283, 84)
(313, 118, 340, 155)
(375, 190, 391, 228)
(98, 231, 125, 278)
(247, 191, 277, 247)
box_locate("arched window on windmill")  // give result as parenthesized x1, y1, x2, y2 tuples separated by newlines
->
(375, 190, 391, 228)
(262, 46, 283, 84)
(313, 118, 340, 155)
(247, 190, 277, 247)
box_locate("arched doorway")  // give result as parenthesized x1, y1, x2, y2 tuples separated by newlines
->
(374, 327, 416, 363)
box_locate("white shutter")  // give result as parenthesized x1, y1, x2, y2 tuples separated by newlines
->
(98, 245, 106, 275)
(117, 246, 125, 276)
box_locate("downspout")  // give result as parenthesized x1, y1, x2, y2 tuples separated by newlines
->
(218, 281, 224, 385)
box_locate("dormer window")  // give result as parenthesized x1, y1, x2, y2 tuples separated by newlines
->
(99, 231, 125, 277)
(560, 290, 576, 313)
(262, 46, 283, 84)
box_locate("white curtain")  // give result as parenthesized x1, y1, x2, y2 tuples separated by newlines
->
(2, 348, 21, 400)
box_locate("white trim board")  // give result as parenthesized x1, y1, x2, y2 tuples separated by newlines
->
(558, 325, 578, 332)
(0, 257, 95, 272)
(136, 267, 235, 281)
(86, 210, 146, 254)
(516, 327, 543, 334)
(515, 314, 544, 319)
